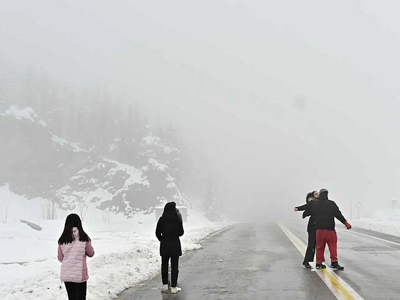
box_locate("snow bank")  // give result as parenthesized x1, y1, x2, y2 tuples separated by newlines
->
(351, 208, 400, 237)
(0, 187, 231, 300)
(0, 184, 45, 224)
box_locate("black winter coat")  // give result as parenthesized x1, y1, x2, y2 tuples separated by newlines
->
(156, 211, 184, 257)
(297, 203, 316, 233)
(296, 196, 318, 233)
(302, 194, 347, 231)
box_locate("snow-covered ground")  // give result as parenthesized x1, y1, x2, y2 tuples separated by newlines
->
(351, 208, 400, 237)
(0, 185, 231, 300)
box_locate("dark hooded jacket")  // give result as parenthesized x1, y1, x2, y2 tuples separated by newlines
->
(296, 193, 317, 232)
(302, 191, 347, 231)
(156, 202, 184, 257)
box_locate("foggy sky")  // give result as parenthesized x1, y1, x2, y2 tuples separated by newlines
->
(2, 0, 400, 220)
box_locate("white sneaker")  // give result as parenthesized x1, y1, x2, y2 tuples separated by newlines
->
(161, 284, 169, 292)
(170, 287, 181, 294)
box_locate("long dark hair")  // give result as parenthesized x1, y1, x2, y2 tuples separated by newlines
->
(58, 213, 91, 245)
(306, 191, 317, 203)
(162, 202, 179, 220)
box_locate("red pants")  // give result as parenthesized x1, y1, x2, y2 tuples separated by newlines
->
(316, 229, 338, 264)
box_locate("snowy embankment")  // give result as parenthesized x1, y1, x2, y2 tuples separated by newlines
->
(0, 186, 232, 300)
(351, 209, 400, 237)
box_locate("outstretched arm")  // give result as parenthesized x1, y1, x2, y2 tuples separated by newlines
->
(294, 203, 309, 212)
(333, 202, 351, 229)
(333, 202, 347, 224)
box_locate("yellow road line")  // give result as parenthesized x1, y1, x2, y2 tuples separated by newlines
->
(278, 223, 364, 300)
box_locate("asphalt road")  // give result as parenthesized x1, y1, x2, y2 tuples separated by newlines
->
(118, 223, 338, 300)
(286, 219, 400, 300)
(118, 220, 400, 300)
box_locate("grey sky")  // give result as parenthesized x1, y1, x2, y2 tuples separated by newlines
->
(1, 1, 400, 220)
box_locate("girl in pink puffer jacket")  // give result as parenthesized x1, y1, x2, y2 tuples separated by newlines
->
(58, 213, 95, 300)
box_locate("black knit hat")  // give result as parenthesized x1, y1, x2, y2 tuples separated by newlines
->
(319, 188, 328, 195)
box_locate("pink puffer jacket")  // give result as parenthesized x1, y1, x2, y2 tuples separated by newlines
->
(58, 240, 95, 283)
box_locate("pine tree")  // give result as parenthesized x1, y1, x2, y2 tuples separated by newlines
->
(0, 71, 10, 109)
(68, 91, 76, 141)
(18, 68, 37, 109)
(204, 172, 223, 222)
(110, 99, 123, 140)
(125, 101, 141, 140)
(115, 101, 141, 164)
(163, 123, 184, 189)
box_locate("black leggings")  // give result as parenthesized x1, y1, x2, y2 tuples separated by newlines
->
(303, 231, 316, 264)
(161, 256, 179, 287)
(65, 281, 87, 300)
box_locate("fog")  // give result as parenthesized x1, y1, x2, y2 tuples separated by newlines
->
(2, 1, 400, 221)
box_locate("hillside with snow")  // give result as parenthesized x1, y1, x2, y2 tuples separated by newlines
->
(0, 105, 196, 218)
(0, 103, 228, 299)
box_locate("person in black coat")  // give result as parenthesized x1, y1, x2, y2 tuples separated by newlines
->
(156, 202, 184, 294)
(294, 191, 319, 268)
(299, 189, 352, 270)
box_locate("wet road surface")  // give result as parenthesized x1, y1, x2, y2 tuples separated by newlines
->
(286, 220, 400, 300)
(118, 223, 337, 300)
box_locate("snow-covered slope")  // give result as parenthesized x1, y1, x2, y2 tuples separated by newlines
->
(0, 105, 187, 216)
(351, 208, 400, 237)
(0, 186, 231, 300)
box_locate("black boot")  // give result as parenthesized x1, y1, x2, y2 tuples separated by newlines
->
(316, 263, 326, 269)
(331, 261, 344, 270)
(303, 262, 311, 269)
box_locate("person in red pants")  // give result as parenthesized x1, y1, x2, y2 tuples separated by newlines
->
(302, 189, 352, 270)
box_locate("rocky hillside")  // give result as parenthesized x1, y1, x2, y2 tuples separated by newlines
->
(0, 105, 187, 217)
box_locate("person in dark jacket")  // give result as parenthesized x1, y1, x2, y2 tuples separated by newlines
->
(156, 202, 184, 294)
(300, 189, 352, 270)
(294, 191, 319, 268)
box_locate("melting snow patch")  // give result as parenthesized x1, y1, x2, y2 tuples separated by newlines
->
(143, 136, 161, 146)
(50, 134, 85, 153)
(70, 143, 85, 153)
(148, 158, 168, 171)
(165, 174, 175, 182)
(105, 158, 149, 187)
(4, 106, 37, 122)
(163, 146, 173, 154)
(38, 120, 47, 127)
(51, 134, 69, 146)
(166, 182, 176, 188)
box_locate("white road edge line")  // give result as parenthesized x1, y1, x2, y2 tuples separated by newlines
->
(338, 228, 400, 247)
(278, 223, 365, 300)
